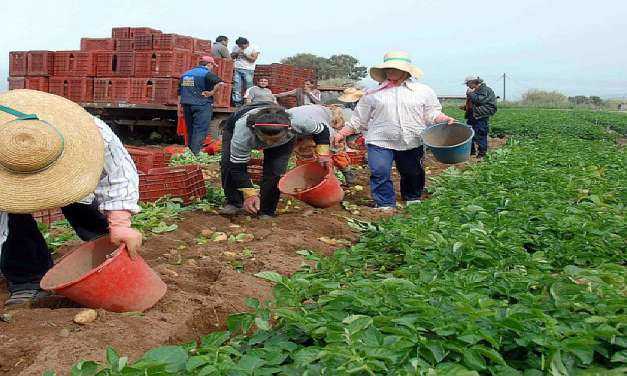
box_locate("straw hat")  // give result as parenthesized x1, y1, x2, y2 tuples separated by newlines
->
(369, 51, 424, 83)
(337, 87, 365, 103)
(0, 90, 104, 213)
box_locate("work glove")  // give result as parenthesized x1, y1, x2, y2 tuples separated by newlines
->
(315, 145, 332, 169)
(106, 210, 142, 260)
(332, 126, 355, 148)
(240, 188, 261, 215)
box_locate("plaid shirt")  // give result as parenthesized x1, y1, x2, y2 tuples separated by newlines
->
(0, 117, 140, 250)
(347, 79, 443, 150)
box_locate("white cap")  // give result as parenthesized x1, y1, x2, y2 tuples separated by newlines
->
(464, 75, 483, 84)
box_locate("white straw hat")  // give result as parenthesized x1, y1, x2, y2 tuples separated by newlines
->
(0, 90, 104, 213)
(369, 51, 424, 83)
(337, 87, 365, 103)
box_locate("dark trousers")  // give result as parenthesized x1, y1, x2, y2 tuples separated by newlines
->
(468, 117, 489, 155)
(220, 127, 294, 216)
(183, 103, 214, 155)
(0, 202, 109, 293)
(367, 144, 425, 207)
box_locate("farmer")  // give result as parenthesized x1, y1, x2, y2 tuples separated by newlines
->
(231, 37, 260, 106)
(0, 90, 142, 308)
(275, 80, 322, 106)
(337, 87, 365, 110)
(333, 51, 455, 211)
(211, 35, 230, 59)
(244, 77, 276, 104)
(462, 75, 497, 158)
(220, 104, 331, 218)
(179, 56, 224, 154)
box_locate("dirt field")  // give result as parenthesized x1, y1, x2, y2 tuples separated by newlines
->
(0, 138, 506, 375)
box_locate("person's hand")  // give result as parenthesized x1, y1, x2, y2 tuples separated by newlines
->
(317, 153, 332, 169)
(106, 210, 142, 259)
(201, 91, 212, 97)
(332, 133, 345, 148)
(243, 195, 261, 214)
(434, 114, 456, 125)
(466, 87, 475, 95)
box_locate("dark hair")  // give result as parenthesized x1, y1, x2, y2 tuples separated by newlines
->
(216, 35, 228, 43)
(198, 60, 209, 66)
(235, 37, 249, 46)
(247, 106, 291, 136)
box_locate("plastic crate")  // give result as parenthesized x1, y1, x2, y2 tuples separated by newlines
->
(153, 34, 194, 51)
(80, 38, 115, 52)
(53, 51, 96, 76)
(130, 27, 162, 37)
(134, 50, 191, 78)
(95, 52, 134, 77)
(112, 27, 131, 39)
(139, 164, 206, 204)
(24, 76, 49, 92)
(32, 208, 65, 226)
(8, 77, 25, 90)
(133, 34, 153, 51)
(125, 145, 171, 173)
(213, 83, 231, 108)
(215, 58, 234, 82)
(115, 39, 134, 52)
(49, 77, 94, 102)
(192, 38, 212, 53)
(27, 51, 54, 76)
(9, 51, 28, 76)
(153, 78, 179, 105)
(94, 78, 131, 102)
(129, 78, 156, 104)
(347, 150, 366, 165)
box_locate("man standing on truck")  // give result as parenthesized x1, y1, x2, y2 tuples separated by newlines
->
(462, 75, 497, 158)
(231, 37, 260, 106)
(211, 36, 230, 59)
(179, 56, 225, 155)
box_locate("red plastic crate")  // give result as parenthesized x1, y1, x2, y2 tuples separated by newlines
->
(192, 38, 212, 53)
(153, 34, 194, 51)
(49, 77, 94, 102)
(95, 52, 134, 77)
(112, 27, 131, 39)
(9, 51, 28, 76)
(27, 51, 54, 76)
(94, 78, 131, 102)
(347, 150, 366, 165)
(139, 165, 206, 204)
(8, 77, 25, 90)
(24, 76, 49, 92)
(130, 27, 162, 37)
(125, 145, 171, 173)
(53, 51, 96, 76)
(215, 58, 234, 82)
(80, 38, 115, 52)
(153, 78, 179, 105)
(213, 83, 231, 108)
(129, 78, 156, 104)
(133, 34, 153, 50)
(134, 50, 191, 78)
(33, 208, 65, 226)
(115, 39, 134, 52)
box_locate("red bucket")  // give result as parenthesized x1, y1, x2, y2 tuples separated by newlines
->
(278, 162, 344, 208)
(40, 236, 167, 313)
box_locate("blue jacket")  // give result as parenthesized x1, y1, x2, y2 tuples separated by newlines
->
(179, 66, 222, 106)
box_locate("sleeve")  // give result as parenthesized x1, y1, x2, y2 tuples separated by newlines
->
(312, 124, 330, 145)
(307, 90, 322, 104)
(244, 87, 253, 99)
(228, 122, 256, 189)
(92, 117, 141, 214)
(205, 72, 223, 88)
(347, 96, 373, 132)
(469, 86, 491, 106)
(220, 45, 230, 58)
(290, 108, 330, 145)
(423, 87, 443, 124)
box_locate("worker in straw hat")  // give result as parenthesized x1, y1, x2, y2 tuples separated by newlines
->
(333, 51, 456, 211)
(0, 90, 142, 308)
(337, 87, 365, 110)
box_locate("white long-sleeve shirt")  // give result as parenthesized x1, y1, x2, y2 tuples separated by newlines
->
(347, 79, 443, 150)
(0, 117, 140, 249)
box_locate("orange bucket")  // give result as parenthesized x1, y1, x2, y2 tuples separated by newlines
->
(278, 162, 344, 208)
(40, 236, 167, 313)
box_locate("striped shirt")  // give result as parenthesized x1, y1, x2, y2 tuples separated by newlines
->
(347, 79, 444, 150)
(0, 117, 140, 250)
(230, 105, 329, 164)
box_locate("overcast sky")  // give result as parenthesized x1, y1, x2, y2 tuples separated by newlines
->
(1, 0, 626, 99)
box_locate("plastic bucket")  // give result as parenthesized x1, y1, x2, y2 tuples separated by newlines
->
(40, 236, 167, 313)
(421, 122, 475, 164)
(278, 162, 344, 208)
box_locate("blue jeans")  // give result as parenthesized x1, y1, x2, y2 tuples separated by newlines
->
(367, 144, 425, 207)
(468, 117, 489, 155)
(183, 104, 213, 155)
(232, 68, 254, 105)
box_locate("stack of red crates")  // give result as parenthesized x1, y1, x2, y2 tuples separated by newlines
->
(7, 27, 234, 108)
(253, 64, 316, 108)
(139, 165, 207, 204)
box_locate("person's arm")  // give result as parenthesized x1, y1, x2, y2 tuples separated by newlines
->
(243, 47, 260, 63)
(220, 45, 231, 59)
(274, 88, 298, 98)
(422, 87, 454, 125)
(230, 46, 241, 59)
(305, 89, 322, 104)
(243, 87, 253, 104)
(202, 72, 224, 97)
(468, 85, 492, 106)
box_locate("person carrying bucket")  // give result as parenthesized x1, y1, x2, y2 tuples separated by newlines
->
(0, 90, 143, 308)
(333, 51, 456, 212)
(462, 75, 497, 158)
(219, 104, 331, 219)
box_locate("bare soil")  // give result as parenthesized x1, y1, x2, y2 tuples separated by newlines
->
(0, 138, 507, 375)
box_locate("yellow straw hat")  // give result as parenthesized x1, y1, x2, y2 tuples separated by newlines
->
(0, 89, 105, 213)
(337, 87, 365, 103)
(369, 51, 424, 83)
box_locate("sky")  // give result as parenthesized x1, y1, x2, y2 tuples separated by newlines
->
(1, 0, 626, 99)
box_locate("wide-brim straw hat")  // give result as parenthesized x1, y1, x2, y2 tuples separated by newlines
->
(0, 90, 104, 213)
(337, 87, 365, 103)
(369, 51, 424, 83)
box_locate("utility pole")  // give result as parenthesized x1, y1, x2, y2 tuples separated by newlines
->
(502, 73, 507, 102)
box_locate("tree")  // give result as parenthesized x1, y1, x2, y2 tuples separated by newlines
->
(281, 53, 367, 81)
